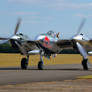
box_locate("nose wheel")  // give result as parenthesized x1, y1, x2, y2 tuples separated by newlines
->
(38, 61, 43, 70)
(38, 53, 44, 70)
(21, 56, 29, 70)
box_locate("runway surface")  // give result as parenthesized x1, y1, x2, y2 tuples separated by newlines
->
(0, 64, 92, 85)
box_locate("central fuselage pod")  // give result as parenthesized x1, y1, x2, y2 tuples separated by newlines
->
(35, 33, 60, 53)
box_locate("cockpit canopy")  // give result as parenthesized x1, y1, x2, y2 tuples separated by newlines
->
(46, 30, 55, 37)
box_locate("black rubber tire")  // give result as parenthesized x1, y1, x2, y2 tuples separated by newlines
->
(21, 58, 28, 70)
(38, 61, 43, 70)
(82, 59, 88, 70)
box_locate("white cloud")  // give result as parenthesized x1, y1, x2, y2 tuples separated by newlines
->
(75, 14, 87, 18)
(0, 11, 39, 16)
(8, 0, 92, 10)
(8, 0, 50, 4)
(48, 2, 92, 10)
(75, 13, 92, 18)
(15, 11, 39, 15)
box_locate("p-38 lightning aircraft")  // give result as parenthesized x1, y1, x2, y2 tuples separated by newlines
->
(0, 19, 91, 70)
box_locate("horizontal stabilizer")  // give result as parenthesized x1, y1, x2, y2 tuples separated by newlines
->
(28, 50, 40, 55)
(88, 51, 92, 55)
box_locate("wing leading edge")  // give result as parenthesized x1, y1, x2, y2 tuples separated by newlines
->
(56, 40, 73, 49)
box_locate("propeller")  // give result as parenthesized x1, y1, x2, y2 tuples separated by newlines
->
(70, 18, 86, 39)
(75, 18, 86, 36)
(14, 18, 21, 35)
(0, 18, 21, 41)
(0, 38, 9, 40)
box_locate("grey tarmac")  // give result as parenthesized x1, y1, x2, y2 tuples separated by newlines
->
(0, 64, 92, 85)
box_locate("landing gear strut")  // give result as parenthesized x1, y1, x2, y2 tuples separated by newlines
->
(21, 55, 29, 70)
(38, 55, 44, 70)
(82, 59, 89, 70)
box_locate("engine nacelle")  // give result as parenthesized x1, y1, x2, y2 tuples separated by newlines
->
(10, 39, 19, 48)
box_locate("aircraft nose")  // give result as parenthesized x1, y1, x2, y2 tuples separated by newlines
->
(11, 35, 20, 40)
(73, 35, 83, 40)
(35, 35, 45, 40)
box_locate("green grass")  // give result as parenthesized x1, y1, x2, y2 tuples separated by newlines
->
(0, 53, 92, 67)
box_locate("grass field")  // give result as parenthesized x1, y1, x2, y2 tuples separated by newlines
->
(0, 53, 92, 67)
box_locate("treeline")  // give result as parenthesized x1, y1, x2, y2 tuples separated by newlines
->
(60, 49, 79, 54)
(0, 42, 19, 53)
(0, 42, 79, 54)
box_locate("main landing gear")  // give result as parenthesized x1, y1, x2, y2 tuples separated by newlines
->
(75, 42, 90, 70)
(21, 55, 44, 70)
(21, 55, 29, 69)
(38, 55, 44, 70)
(82, 59, 90, 70)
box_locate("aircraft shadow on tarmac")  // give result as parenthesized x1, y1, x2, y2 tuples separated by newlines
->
(29, 68, 92, 71)
(0, 67, 91, 71)
(0, 67, 20, 70)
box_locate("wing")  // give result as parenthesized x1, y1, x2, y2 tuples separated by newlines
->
(56, 40, 73, 49)
(11, 40, 38, 55)
(21, 40, 38, 54)
(23, 40, 37, 51)
(26, 40, 74, 53)
(16, 39, 75, 55)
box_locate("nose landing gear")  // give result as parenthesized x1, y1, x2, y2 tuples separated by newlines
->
(21, 55, 29, 70)
(38, 54, 44, 70)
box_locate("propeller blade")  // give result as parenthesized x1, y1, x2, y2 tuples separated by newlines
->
(0, 18, 22, 44)
(14, 18, 21, 35)
(76, 18, 86, 36)
(0, 37, 9, 44)
(70, 18, 86, 40)
(0, 37, 9, 40)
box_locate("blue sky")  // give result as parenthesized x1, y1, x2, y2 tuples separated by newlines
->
(0, 0, 92, 39)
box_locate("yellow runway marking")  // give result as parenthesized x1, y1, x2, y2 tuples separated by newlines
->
(78, 75, 92, 79)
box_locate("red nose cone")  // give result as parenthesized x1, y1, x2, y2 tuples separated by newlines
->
(44, 36, 49, 41)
